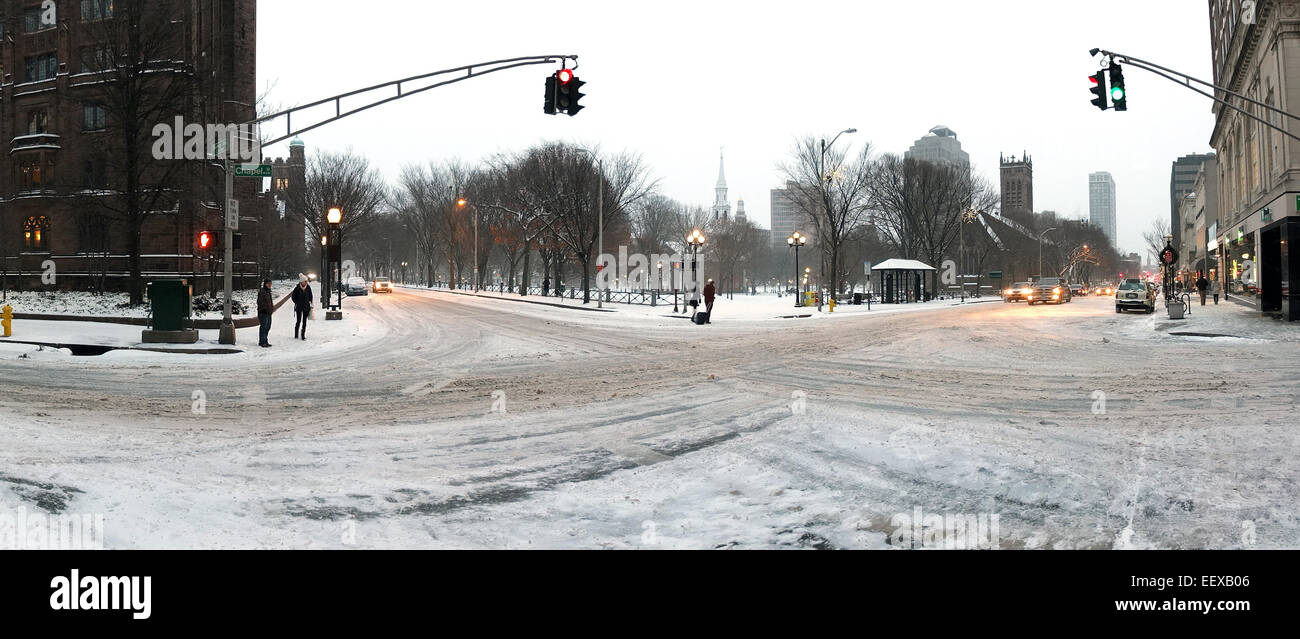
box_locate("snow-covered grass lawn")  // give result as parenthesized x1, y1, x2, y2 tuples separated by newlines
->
(1, 279, 298, 318)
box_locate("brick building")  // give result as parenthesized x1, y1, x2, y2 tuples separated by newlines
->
(0, 0, 302, 294)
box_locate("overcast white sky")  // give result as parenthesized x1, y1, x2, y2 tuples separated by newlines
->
(258, 0, 1215, 255)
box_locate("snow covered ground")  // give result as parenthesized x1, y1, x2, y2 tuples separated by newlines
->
(0, 279, 299, 319)
(1, 288, 1297, 549)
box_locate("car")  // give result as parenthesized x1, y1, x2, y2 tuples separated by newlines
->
(1027, 277, 1071, 305)
(1115, 278, 1156, 313)
(345, 276, 368, 296)
(1093, 283, 1115, 296)
(1003, 282, 1033, 302)
(1071, 282, 1089, 296)
(373, 277, 393, 293)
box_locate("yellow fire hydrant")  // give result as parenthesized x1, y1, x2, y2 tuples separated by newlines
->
(828, 297, 836, 313)
(1, 304, 12, 337)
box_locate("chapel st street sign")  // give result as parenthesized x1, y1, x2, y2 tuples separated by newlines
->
(235, 164, 273, 178)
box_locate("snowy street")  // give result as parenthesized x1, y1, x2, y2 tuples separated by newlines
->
(1, 288, 1296, 549)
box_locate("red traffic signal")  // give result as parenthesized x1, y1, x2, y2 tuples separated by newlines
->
(556, 69, 574, 85)
(198, 230, 215, 251)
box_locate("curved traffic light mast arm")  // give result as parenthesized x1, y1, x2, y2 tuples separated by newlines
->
(1094, 47, 1300, 143)
(250, 54, 579, 146)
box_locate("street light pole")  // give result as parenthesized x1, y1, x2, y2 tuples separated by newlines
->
(819, 128, 855, 306)
(1039, 227, 1057, 281)
(787, 231, 806, 307)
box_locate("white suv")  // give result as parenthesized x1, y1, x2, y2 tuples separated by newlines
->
(1115, 278, 1155, 313)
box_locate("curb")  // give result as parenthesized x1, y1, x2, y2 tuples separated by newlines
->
(8, 291, 294, 328)
(404, 286, 617, 312)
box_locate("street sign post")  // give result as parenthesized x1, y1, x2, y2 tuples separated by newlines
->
(226, 199, 239, 230)
(235, 163, 273, 178)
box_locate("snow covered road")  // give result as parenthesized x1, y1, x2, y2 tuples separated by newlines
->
(2, 289, 1296, 549)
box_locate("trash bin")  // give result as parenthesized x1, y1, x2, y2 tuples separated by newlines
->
(853, 293, 863, 305)
(1167, 301, 1186, 320)
(148, 279, 192, 331)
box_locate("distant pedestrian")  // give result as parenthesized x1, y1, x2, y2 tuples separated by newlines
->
(703, 279, 716, 323)
(257, 278, 274, 348)
(1196, 273, 1209, 306)
(291, 274, 313, 340)
(542, 277, 550, 297)
(1211, 279, 1221, 305)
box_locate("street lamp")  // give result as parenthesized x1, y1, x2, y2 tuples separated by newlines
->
(327, 207, 343, 320)
(401, 261, 408, 284)
(819, 128, 855, 305)
(687, 228, 706, 311)
(960, 209, 979, 302)
(1038, 227, 1057, 281)
(456, 197, 477, 292)
(320, 234, 329, 309)
(787, 231, 807, 307)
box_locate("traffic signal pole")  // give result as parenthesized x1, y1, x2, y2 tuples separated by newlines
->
(220, 156, 235, 345)
(1092, 48, 1300, 142)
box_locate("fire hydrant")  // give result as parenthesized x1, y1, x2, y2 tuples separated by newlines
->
(828, 297, 836, 313)
(1, 304, 12, 337)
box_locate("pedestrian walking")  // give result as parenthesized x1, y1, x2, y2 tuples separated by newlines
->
(703, 278, 716, 323)
(292, 274, 313, 340)
(1196, 273, 1209, 306)
(257, 278, 274, 348)
(1211, 278, 1221, 305)
(542, 277, 550, 297)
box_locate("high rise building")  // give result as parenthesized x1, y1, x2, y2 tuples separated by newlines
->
(712, 150, 731, 221)
(1170, 154, 1213, 248)
(1089, 172, 1117, 247)
(769, 182, 802, 252)
(999, 153, 1034, 227)
(904, 126, 970, 169)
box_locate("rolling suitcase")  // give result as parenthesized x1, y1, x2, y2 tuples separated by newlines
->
(693, 311, 710, 325)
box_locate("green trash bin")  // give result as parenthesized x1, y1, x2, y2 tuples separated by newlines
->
(148, 279, 192, 331)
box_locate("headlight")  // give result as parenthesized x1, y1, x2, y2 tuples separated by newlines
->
(1021, 288, 1031, 294)
(1053, 287, 1061, 294)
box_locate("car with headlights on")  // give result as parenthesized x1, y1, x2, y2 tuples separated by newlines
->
(1003, 282, 1033, 302)
(373, 277, 393, 293)
(1093, 282, 1115, 297)
(1115, 278, 1155, 313)
(1026, 277, 1071, 305)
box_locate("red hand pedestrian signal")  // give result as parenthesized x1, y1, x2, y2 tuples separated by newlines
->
(198, 230, 215, 251)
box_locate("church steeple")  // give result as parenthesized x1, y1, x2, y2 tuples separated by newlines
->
(713, 148, 731, 221)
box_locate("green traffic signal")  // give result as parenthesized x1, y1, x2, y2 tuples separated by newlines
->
(1111, 86, 1125, 100)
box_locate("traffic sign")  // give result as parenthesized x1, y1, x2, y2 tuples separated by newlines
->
(989, 271, 1003, 279)
(235, 163, 272, 178)
(226, 199, 239, 230)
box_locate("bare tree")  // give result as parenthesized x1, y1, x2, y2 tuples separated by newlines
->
(1142, 217, 1172, 265)
(779, 136, 875, 297)
(286, 150, 388, 254)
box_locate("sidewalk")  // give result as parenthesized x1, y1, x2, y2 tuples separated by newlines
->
(1153, 295, 1300, 341)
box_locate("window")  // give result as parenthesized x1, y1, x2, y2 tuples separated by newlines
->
(24, 6, 55, 33)
(81, 46, 112, 73)
(82, 158, 107, 189)
(83, 103, 107, 131)
(274, 178, 289, 191)
(24, 216, 50, 251)
(82, 0, 114, 21)
(24, 52, 58, 82)
(26, 109, 49, 135)
(19, 159, 55, 191)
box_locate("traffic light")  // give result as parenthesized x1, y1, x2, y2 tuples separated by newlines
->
(1089, 70, 1108, 111)
(543, 73, 558, 115)
(565, 75, 585, 117)
(197, 230, 215, 252)
(1108, 62, 1127, 111)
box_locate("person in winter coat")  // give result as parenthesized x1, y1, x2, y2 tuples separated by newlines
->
(542, 277, 550, 297)
(1211, 278, 1222, 305)
(257, 278, 274, 347)
(1196, 273, 1209, 306)
(703, 279, 716, 323)
(291, 274, 313, 340)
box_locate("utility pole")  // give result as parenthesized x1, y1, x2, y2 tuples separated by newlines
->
(219, 154, 235, 345)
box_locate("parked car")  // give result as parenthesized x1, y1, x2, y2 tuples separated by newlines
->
(373, 277, 393, 293)
(1115, 278, 1156, 313)
(1003, 282, 1033, 302)
(1027, 277, 1071, 305)
(345, 276, 368, 296)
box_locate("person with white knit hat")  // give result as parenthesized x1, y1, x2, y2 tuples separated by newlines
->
(291, 274, 314, 340)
